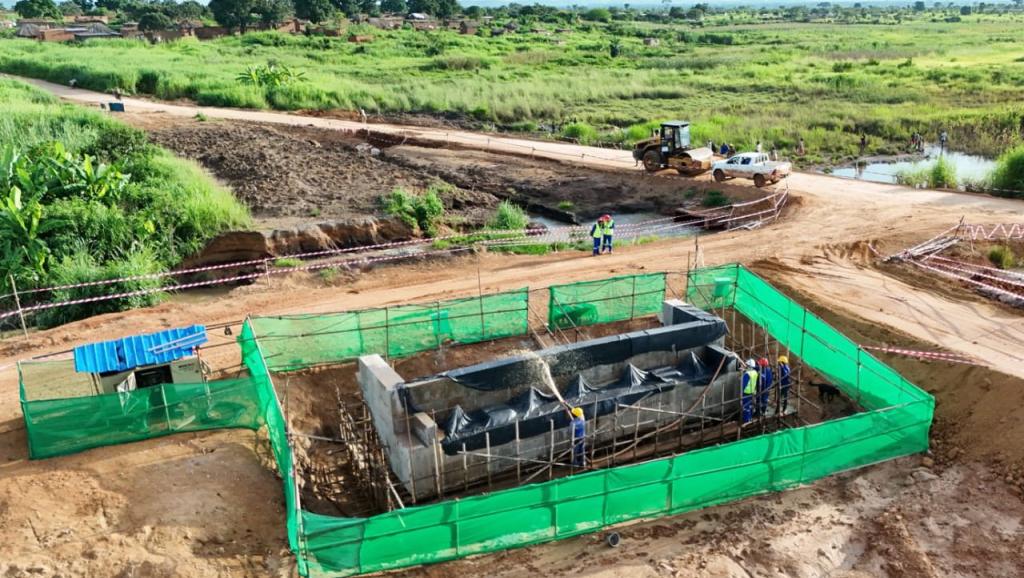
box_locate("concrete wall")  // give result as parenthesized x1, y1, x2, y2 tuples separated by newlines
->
(358, 301, 742, 501)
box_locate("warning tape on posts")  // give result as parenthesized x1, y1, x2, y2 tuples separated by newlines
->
(0, 247, 472, 321)
(911, 260, 1024, 301)
(958, 223, 1024, 241)
(861, 345, 981, 366)
(0, 189, 786, 316)
(921, 257, 1024, 289)
(7, 215, 682, 298)
(926, 255, 1024, 282)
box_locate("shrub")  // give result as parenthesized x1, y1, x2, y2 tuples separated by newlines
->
(562, 122, 598, 144)
(987, 246, 1016, 269)
(273, 257, 303, 267)
(895, 167, 929, 188)
(83, 123, 154, 163)
(489, 200, 529, 230)
(988, 145, 1024, 198)
(35, 249, 165, 328)
(928, 156, 957, 188)
(557, 200, 575, 211)
(702, 190, 730, 207)
(235, 63, 305, 88)
(583, 8, 612, 22)
(428, 56, 492, 71)
(382, 186, 446, 236)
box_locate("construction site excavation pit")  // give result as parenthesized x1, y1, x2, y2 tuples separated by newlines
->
(274, 300, 854, 520)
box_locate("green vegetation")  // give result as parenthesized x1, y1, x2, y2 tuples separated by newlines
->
(987, 246, 1017, 269)
(929, 156, 957, 189)
(273, 257, 303, 268)
(557, 200, 575, 211)
(0, 78, 249, 326)
(988, 145, 1024, 198)
(701, 190, 730, 208)
(382, 184, 446, 236)
(6, 7, 1024, 162)
(488, 200, 529, 230)
(896, 156, 957, 189)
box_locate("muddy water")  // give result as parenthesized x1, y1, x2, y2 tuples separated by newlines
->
(828, 146, 995, 186)
(529, 212, 700, 240)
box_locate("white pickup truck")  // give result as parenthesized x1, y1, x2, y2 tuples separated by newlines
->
(712, 153, 791, 187)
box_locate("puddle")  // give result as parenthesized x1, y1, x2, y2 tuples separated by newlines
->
(826, 146, 995, 186)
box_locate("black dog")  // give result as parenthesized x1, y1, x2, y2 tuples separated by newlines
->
(808, 382, 841, 404)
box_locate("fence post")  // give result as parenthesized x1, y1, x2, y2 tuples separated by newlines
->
(8, 274, 28, 340)
(384, 306, 390, 362)
(630, 275, 637, 320)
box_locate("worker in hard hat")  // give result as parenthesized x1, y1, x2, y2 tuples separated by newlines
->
(757, 357, 773, 417)
(599, 214, 615, 254)
(741, 359, 758, 424)
(589, 215, 615, 256)
(777, 355, 792, 414)
(570, 406, 586, 467)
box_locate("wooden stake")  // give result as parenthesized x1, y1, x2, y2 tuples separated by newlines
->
(8, 274, 28, 340)
(484, 431, 492, 491)
(548, 419, 555, 480)
(514, 420, 522, 484)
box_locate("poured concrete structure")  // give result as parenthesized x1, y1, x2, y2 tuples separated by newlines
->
(357, 301, 744, 501)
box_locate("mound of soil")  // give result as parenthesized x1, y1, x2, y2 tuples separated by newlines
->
(145, 119, 498, 225)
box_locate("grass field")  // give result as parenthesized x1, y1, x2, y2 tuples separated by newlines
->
(3, 15, 1024, 162)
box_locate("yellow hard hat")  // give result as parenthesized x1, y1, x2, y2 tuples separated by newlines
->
(571, 407, 584, 418)
(778, 355, 789, 364)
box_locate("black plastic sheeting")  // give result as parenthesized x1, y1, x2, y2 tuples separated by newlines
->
(441, 365, 668, 455)
(439, 349, 723, 456)
(441, 308, 726, 393)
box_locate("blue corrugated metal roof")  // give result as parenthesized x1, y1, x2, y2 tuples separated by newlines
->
(73, 325, 208, 374)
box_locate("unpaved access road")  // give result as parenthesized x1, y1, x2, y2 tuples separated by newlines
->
(1, 74, 1023, 577)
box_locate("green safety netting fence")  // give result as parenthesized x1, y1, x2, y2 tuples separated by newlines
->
(250, 289, 530, 371)
(17, 268, 933, 577)
(548, 273, 666, 330)
(245, 265, 930, 577)
(19, 364, 262, 459)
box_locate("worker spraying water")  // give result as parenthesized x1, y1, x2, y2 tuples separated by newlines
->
(525, 351, 587, 469)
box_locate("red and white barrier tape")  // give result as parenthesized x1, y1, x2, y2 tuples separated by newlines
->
(959, 223, 1024, 241)
(0, 247, 472, 321)
(4, 215, 683, 300)
(921, 258, 1024, 291)
(861, 345, 981, 366)
(927, 255, 1024, 282)
(911, 260, 1024, 301)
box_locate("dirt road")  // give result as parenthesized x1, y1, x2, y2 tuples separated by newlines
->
(2, 74, 1023, 577)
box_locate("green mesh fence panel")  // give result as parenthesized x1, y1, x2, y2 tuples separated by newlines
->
(297, 402, 932, 577)
(19, 373, 262, 460)
(287, 265, 933, 577)
(17, 268, 933, 577)
(548, 273, 666, 330)
(249, 289, 529, 371)
(239, 320, 303, 571)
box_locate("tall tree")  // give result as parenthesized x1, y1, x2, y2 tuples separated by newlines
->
(254, 0, 292, 25)
(14, 0, 61, 19)
(407, 0, 437, 15)
(295, 0, 334, 22)
(209, 0, 257, 31)
(173, 0, 208, 20)
(380, 0, 405, 13)
(58, 0, 83, 16)
(435, 0, 457, 18)
(138, 10, 173, 30)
